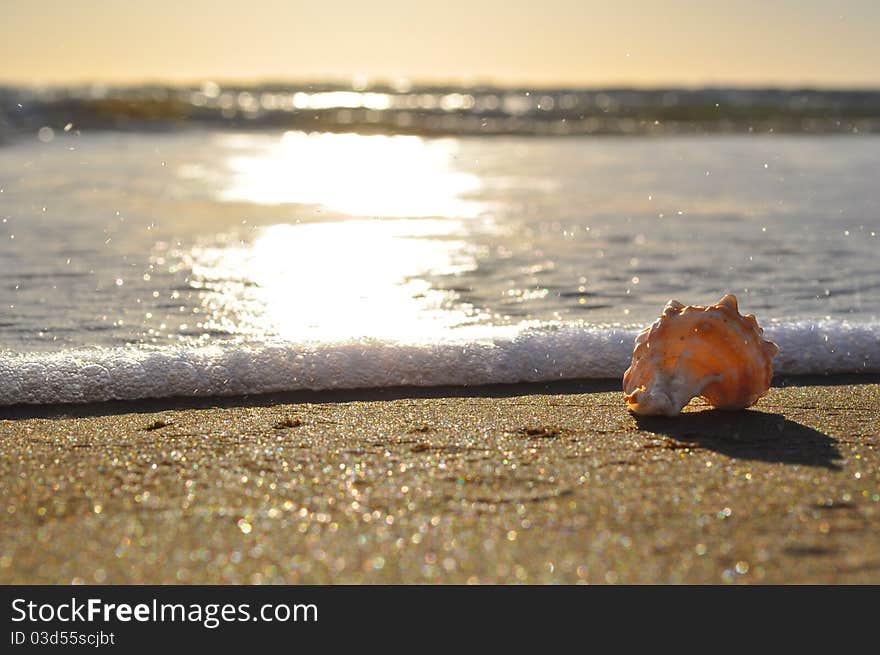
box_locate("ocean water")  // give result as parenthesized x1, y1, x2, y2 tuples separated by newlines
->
(1, 129, 878, 404)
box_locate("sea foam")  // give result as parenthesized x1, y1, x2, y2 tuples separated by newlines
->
(0, 320, 877, 405)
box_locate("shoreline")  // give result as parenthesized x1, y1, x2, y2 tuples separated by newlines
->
(1, 373, 876, 419)
(1, 375, 878, 583)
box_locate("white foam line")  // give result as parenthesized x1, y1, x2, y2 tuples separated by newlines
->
(0, 320, 877, 405)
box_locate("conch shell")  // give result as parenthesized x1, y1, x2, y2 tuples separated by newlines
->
(623, 294, 778, 416)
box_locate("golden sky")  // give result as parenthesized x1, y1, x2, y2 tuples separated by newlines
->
(2, 0, 878, 87)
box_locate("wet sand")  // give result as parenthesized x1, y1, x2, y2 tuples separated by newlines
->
(1, 376, 878, 584)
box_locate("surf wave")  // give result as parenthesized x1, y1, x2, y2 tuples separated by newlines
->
(0, 320, 877, 405)
(3, 85, 880, 138)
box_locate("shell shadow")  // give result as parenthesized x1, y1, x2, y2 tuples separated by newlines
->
(633, 409, 842, 470)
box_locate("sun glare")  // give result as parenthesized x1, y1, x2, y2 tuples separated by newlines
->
(220, 131, 484, 218)
(187, 219, 486, 342)
(178, 131, 496, 340)
(168, 131, 501, 342)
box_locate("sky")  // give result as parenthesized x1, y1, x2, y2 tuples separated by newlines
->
(2, 0, 879, 88)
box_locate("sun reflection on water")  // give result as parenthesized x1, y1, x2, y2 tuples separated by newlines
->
(187, 220, 486, 342)
(175, 131, 497, 342)
(220, 131, 484, 218)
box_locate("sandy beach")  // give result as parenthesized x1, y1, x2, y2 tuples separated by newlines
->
(1, 375, 877, 584)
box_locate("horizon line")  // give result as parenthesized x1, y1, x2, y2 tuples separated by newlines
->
(3, 77, 880, 93)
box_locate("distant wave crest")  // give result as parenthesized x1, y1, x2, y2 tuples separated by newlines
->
(3, 85, 880, 137)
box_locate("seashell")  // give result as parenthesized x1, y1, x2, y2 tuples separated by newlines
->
(623, 294, 778, 416)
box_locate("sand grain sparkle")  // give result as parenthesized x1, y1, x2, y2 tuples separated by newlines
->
(1, 377, 878, 584)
